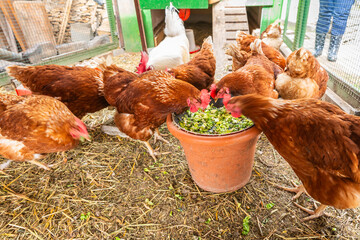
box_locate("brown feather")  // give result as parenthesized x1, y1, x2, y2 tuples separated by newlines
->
(228, 94, 360, 209)
(6, 65, 109, 118)
(0, 94, 81, 162)
(103, 67, 204, 141)
(168, 37, 216, 90)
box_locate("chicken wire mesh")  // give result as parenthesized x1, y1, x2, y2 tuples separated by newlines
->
(282, 0, 360, 107)
(0, 0, 117, 80)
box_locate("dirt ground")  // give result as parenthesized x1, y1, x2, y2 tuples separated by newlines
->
(0, 52, 360, 240)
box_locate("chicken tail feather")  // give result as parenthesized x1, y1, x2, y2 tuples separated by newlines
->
(250, 39, 264, 55)
(6, 65, 30, 79)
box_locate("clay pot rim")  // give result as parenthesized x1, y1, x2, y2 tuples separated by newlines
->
(167, 114, 261, 140)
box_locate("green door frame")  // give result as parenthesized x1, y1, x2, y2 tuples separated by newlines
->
(282, 0, 311, 50)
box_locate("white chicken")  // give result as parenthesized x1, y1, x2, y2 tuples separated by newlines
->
(136, 2, 190, 73)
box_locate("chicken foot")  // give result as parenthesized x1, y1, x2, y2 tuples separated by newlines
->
(28, 159, 52, 170)
(143, 141, 171, 161)
(293, 202, 328, 221)
(153, 128, 169, 144)
(276, 181, 307, 200)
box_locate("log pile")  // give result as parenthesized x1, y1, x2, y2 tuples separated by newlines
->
(46, 0, 107, 43)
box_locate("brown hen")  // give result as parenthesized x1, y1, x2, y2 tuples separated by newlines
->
(102, 65, 210, 160)
(0, 94, 89, 170)
(236, 31, 286, 69)
(275, 48, 329, 99)
(168, 36, 216, 90)
(6, 65, 109, 119)
(227, 94, 360, 221)
(260, 19, 283, 50)
(212, 39, 280, 100)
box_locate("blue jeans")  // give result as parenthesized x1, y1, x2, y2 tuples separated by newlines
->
(316, 0, 355, 35)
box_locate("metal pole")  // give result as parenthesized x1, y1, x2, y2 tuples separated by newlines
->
(133, 0, 148, 53)
(105, 0, 119, 44)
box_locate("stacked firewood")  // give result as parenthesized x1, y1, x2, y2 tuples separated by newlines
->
(46, 0, 106, 43)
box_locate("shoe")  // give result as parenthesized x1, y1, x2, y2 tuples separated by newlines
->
(313, 33, 326, 57)
(328, 35, 343, 62)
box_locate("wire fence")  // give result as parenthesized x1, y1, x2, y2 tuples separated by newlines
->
(283, 0, 360, 108)
(0, 0, 118, 85)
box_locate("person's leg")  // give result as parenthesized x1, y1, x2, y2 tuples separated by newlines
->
(328, 0, 355, 61)
(314, 0, 334, 57)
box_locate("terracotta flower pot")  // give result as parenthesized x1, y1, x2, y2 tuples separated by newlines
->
(166, 114, 261, 193)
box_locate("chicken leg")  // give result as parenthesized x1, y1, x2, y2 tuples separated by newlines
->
(293, 202, 327, 221)
(143, 141, 171, 161)
(28, 159, 52, 170)
(276, 181, 307, 200)
(153, 128, 169, 144)
(144, 141, 158, 161)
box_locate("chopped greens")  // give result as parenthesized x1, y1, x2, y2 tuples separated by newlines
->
(178, 104, 253, 134)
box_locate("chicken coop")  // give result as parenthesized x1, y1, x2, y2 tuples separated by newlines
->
(121, 0, 282, 77)
(0, 0, 119, 86)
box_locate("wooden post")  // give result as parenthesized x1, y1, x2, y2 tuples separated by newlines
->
(57, 0, 73, 45)
(0, 0, 27, 50)
(133, 0, 147, 53)
(112, 0, 124, 48)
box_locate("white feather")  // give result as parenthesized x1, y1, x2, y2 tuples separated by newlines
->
(101, 125, 130, 138)
(0, 160, 12, 170)
(146, 2, 189, 70)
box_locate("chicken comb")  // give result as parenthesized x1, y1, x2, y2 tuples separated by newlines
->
(136, 51, 149, 74)
(15, 84, 32, 96)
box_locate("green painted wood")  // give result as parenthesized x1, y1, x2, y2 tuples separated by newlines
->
(327, 74, 360, 109)
(120, 13, 142, 52)
(142, 9, 154, 48)
(0, 43, 118, 87)
(0, 72, 10, 86)
(282, 0, 292, 46)
(283, 34, 293, 50)
(260, 0, 283, 33)
(282, 0, 310, 50)
(106, 0, 119, 43)
(140, 0, 208, 9)
(294, 0, 310, 49)
(38, 43, 118, 66)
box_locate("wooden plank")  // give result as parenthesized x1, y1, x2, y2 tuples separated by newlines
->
(0, 29, 8, 50)
(57, 0, 73, 44)
(0, 0, 27, 50)
(213, 0, 227, 78)
(13, 1, 56, 48)
(225, 22, 249, 31)
(213, 0, 248, 78)
(260, 0, 283, 33)
(224, 8, 247, 15)
(208, 0, 220, 4)
(0, 9, 18, 52)
(225, 40, 236, 44)
(224, 0, 246, 7)
(225, 31, 237, 39)
(154, 28, 165, 46)
(225, 15, 248, 22)
(140, 0, 208, 9)
(245, 0, 273, 6)
(134, 0, 147, 52)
